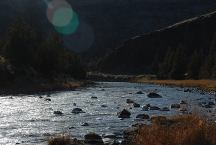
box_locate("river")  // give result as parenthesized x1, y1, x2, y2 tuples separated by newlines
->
(0, 82, 215, 145)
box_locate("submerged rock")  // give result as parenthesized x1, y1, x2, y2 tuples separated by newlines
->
(126, 99, 134, 104)
(133, 103, 140, 108)
(72, 108, 85, 114)
(149, 106, 160, 110)
(84, 133, 104, 145)
(147, 92, 162, 98)
(117, 109, 131, 118)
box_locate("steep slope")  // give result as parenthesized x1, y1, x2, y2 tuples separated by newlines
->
(99, 10, 216, 79)
(1, 0, 216, 53)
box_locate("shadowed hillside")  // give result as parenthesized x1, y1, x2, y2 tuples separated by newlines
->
(99, 10, 216, 79)
(1, 0, 216, 54)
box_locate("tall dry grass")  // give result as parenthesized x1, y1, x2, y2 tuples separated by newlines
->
(135, 79, 216, 91)
(47, 134, 83, 145)
(133, 115, 216, 145)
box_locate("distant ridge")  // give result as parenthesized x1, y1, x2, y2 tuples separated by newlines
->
(100, 10, 216, 79)
(1, 0, 216, 53)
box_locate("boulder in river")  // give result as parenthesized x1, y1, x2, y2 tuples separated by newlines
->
(184, 88, 192, 92)
(45, 98, 51, 101)
(53, 111, 63, 115)
(147, 92, 162, 98)
(84, 133, 104, 145)
(72, 108, 85, 114)
(142, 104, 150, 111)
(126, 99, 134, 104)
(180, 100, 187, 104)
(171, 104, 180, 109)
(133, 103, 140, 108)
(101, 104, 108, 108)
(136, 91, 144, 94)
(160, 107, 170, 111)
(81, 122, 89, 126)
(136, 114, 150, 119)
(117, 109, 131, 118)
(91, 96, 98, 99)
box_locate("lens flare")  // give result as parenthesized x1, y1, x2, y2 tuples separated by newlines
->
(63, 21, 95, 52)
(52, 7, 74, 27)
(46, 0, 79, 35)
(54, 12, 79, 35)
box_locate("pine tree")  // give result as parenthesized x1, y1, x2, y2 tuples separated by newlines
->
(158, 47, 175, 79)
(5, 18, 38, 67)
(187, 51, 201, 79)
(169, 45, 187, 80)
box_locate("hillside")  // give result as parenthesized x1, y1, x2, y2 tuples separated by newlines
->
(1, 0, 216, 54)
(99, 10, 216, 79)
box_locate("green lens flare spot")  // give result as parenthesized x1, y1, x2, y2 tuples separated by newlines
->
(52, 7, 74, 27)
(55, 13, 79, 35)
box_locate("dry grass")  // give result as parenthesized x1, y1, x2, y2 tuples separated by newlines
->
(47, 135, 83, 145)
(132, 115, 216, 145)
(134, 79, 216, 91)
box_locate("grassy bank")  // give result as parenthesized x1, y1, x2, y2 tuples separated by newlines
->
(133, 77, 216, 91)
(132, 115, 216, 145)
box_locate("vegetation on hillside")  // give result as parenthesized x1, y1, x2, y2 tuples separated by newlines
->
(0, 18, 86, 86)
(99, 11, 216, 80)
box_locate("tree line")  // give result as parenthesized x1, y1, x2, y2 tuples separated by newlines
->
(0, 18, 86, 84)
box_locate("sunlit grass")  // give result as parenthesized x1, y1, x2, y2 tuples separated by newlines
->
(132, 114, 216, 145)
(134, 79, 216, 91)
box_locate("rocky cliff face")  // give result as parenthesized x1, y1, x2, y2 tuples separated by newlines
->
(100, 11, 216, 77)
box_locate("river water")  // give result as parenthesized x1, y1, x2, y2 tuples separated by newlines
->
(0, 82, 215, 145)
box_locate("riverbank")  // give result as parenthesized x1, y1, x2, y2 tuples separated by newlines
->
(133, 78, 216, 92)
(0, 76, 92, 95)
(47, 114, 216, 145)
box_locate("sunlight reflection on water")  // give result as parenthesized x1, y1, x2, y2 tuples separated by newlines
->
(0, 82, 214, 144)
